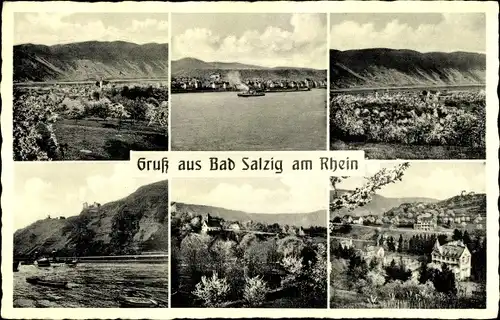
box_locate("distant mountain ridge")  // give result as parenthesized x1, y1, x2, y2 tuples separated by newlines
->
(174, 202, 326, 228)
(172, 57, 327, 81)
(14, 41, 169, 82)
(14, 180, 169, 257)
(330, 189, 438, 217)
(330, 48, 486, 89)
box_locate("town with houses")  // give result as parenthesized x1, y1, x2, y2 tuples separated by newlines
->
(330, 192, 487, 308)
(172, 73, 327, 93)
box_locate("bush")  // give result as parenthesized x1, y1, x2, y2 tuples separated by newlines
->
(243, 275, 269, 307)
(192, 272, 230, 307)
(13, 91, 63, 160)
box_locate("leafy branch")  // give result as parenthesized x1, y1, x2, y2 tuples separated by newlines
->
(330, 162, 410, 213)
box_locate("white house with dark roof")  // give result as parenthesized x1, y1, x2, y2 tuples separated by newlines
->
(201, 214, 223, 233)
(431, 240, 471, 280)
(352, 217, 364, 225)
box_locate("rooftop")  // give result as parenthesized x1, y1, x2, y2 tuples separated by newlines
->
(432, 240, 467, 258)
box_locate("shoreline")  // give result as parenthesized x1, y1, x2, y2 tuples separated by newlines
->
(172, 88, 326, 94)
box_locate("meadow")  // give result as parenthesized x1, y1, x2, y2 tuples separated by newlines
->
(329, 90, 486, 159)
(13, 82, 169, 161)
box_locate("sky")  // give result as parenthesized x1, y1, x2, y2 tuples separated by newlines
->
(172, 13, 327, 69)
(336, 162, 486, 200)
(330, 13, 485, 53)
(14, 12, 169, 45)
(173, 177, 328, 214)
(13, 163, 167, 230)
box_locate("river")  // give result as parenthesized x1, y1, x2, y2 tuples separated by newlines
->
(14, 263, 168, 308)
(171, 89, 327, 151)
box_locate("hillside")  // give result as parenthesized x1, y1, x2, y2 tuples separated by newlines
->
(330, 48, 486, 89)
(14, 180, 169, 257)
(384, 193, 487, 218)
(330, 189, 438, 217)
(172, 57, 326, 81)
(174, 202, 326, 228)
(14, 41, 169, 82)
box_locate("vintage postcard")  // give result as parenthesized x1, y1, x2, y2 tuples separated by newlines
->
(1, 1, 498, 319)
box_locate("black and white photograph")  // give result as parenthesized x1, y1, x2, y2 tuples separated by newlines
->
(329, 13, 486, 159)
(170, 177, 328, 308)
(12, 164, 169, 308)
(13, 13, 169, 161)
(171, 13, 328, 151)
(329, 162, 486, 309)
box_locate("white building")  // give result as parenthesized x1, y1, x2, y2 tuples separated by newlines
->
(431, 240, 471, 281)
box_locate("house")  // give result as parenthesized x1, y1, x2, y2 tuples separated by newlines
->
(353, 217, 364, 225)
(414, 213, 437, 231)
(342, 215, 353, 224)
(362, 246, 385, 264)
(228, 223, 240, 231)
(340, 239, 353, 249)
(201, 214, 223, 233)
(431, 240, 471, 281)
(297, 227, 305, 237)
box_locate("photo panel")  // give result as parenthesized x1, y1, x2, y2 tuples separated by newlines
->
(329, 13, 486, 160)
(13, 12, 169, 161)
(170, 177, 329, 308)
(329, 161, 486, 309)
(170, 13, 328, 151)
(12, 163, 169, 308)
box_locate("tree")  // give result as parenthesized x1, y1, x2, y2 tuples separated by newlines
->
(418, 261, 431, 284)
(387, 236, 396, 251)
(398, 234, 404, 253)
(243, 276, 269, 307)
(385, 260, 411, 282)
(438, 234, 448, 245)
(347, 255, 369, 284)
(452, 229, 463, 241)
(433, 264, 457, 295)
(462, 230, 472, 247)
(330, 163, 410, 213)
(192, 272, 230, 307)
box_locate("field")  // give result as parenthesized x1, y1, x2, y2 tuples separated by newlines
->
(13, 82, 169, 161)
(329, 89, 485, 159)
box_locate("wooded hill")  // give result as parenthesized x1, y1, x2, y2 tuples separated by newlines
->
(14, 180, 169, 257)
(14, 41, 169, 82)
(330, 48, 486, 89)
(172, 57, 326, 81)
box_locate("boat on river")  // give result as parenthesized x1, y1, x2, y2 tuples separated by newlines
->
(65, 259, 78, 267)
(118, 296, 159, 308)
(237, 90, 265, 97)
(26, 277, 68, 289)
(35, 257, 51, 267)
